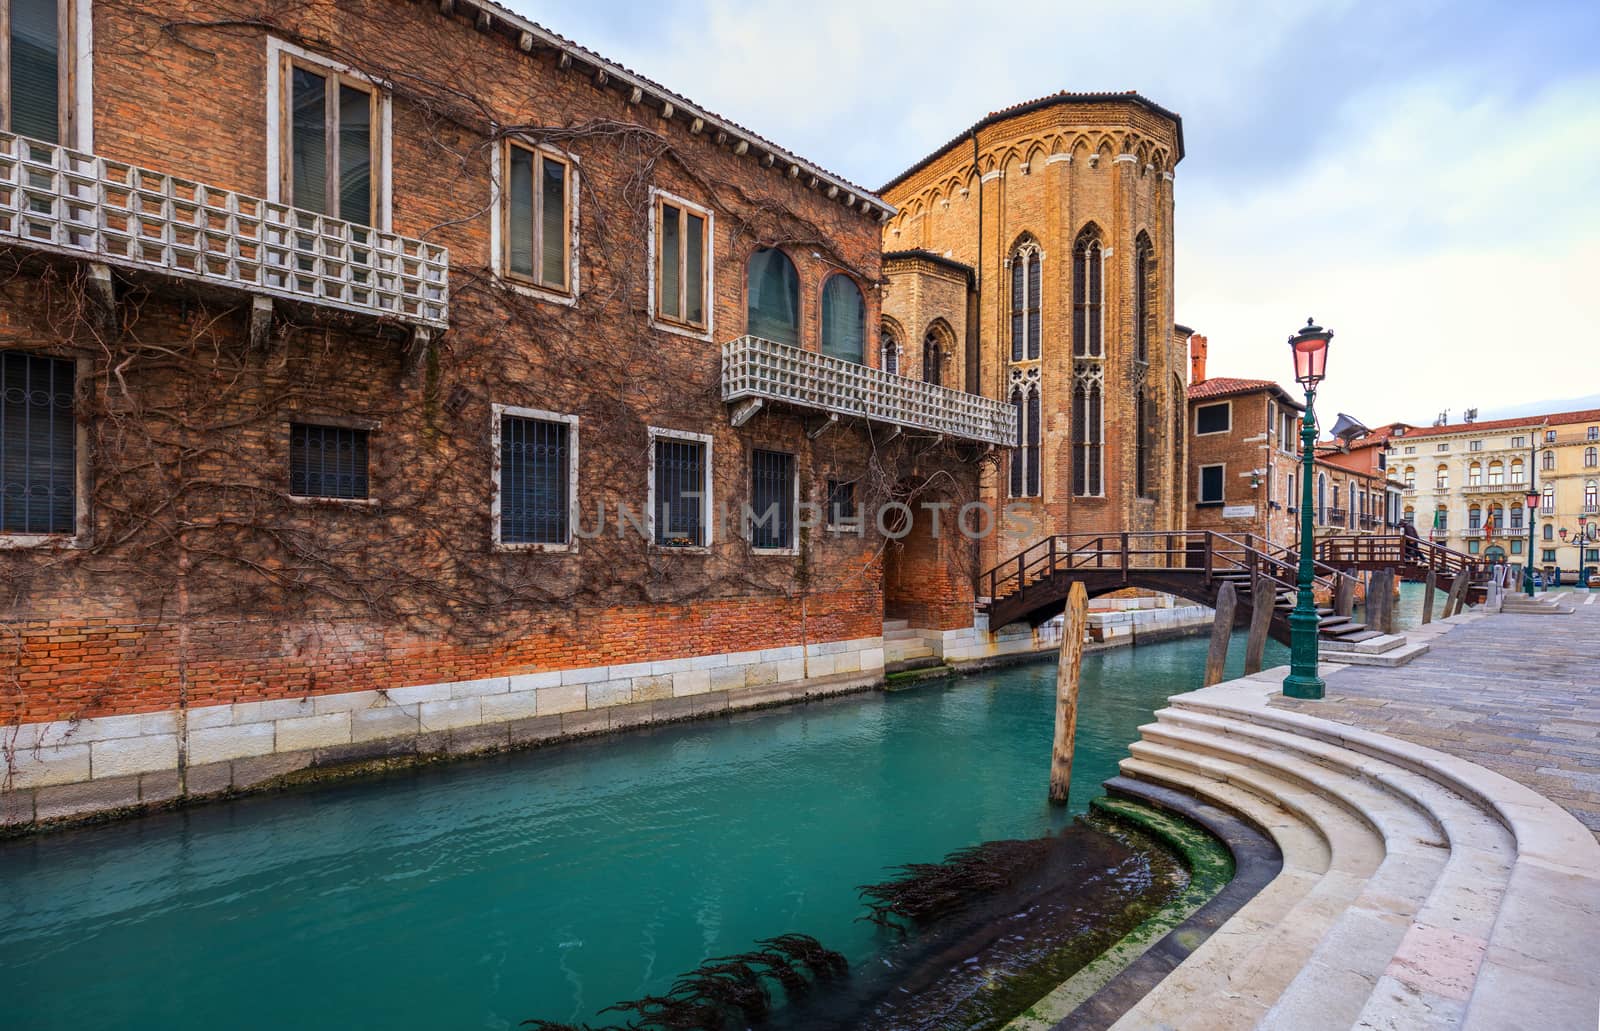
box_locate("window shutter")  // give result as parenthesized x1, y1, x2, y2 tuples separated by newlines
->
(8, 0, 61, 142)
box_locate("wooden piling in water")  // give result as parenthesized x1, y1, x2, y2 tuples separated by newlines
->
(1204, 581, 1238, 687)
(1244, 573, 1274, 675)
(1421, 570, 1436, 624)
(1049, 582, 1088, 806)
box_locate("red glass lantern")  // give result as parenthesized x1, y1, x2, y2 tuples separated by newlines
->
(1526, 490, 1541, 511)
(1288, 318, 1332, 389)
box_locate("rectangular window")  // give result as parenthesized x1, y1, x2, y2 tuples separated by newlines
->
(1469, 440, 1483, 451)
(496, 408, 574, 546)
(1437, 443, 1449, 452)
(1545, 430, 1557, 442)
(1510, 539, 1522, 555)
(1588, 427, 1598, 441)
(2, 0, 65, 143)
(1195, 403, 1230, 435)
(1404, 446, 1415, 455)
(1511, 436, 1525, 448)
(503, 142, 571, 292)
(0, 351, 76, 534)
(284, 60, 375, 224)
(655, 196, 708, 330)
(289, 423, 369, 499)
(1543, 549, 1557, 563)
(1542, 451, 1555, 471)
(1468, 539, 1480, 555)
(1198, 464, 1224, 505)
(748, 449, 795, 551)
(652, 432, 708, 548)
(827, 478, 856, 529)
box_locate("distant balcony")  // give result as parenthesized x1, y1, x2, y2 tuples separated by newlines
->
(1326, 508, 1349, 528)
(0, 131, 448, 332)
(1462, 527, 1484, 539)
(1462, 481, 1520, 494)
(1430, 527, 1450, 540)
(721, 335, 1017, 446)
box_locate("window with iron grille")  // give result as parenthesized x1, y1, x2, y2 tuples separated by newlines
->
(653, 434, 707, 548)
(749, 449, 795, 550)
(1, 351, 76, 535)
(826, 479, 856, 528)
(498, 411, 572, 545)
(289, 423, 369, 499)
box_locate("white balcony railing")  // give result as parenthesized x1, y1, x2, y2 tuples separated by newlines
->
(721, 334, 1017, 446)
(0, 131, 447, 330)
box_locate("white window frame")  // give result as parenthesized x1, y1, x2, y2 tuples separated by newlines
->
(747, 447, 799, 556)
(491, 403, 579, 553)
(1194, 401, 1232, 437)
(0, 0, 91, 147)
(1198, 463, 1226, 505)
(265, 37, 394, 231)
(489, 138, 581, 305)
(647, 188, 715, 342)
(0, 353, 90, 549)
(647, 426, 714, 553)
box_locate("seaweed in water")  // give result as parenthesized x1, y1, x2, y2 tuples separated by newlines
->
(521, 933, 848, 1031)
(857, 836, 1056, 930)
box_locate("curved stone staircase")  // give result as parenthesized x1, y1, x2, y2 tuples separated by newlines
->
(1109, 672, 1600, 1030)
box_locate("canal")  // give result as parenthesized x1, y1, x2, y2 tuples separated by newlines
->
(0, 633, 1286, 1030)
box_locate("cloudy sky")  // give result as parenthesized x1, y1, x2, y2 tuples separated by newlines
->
(517, 0, 1599, 426)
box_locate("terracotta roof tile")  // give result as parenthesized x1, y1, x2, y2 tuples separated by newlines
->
(1187, 377, 1301, 407)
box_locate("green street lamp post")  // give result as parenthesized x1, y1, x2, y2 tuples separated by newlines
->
(1284, 318, 1331, 700)
(1525, 487, 1540, 597)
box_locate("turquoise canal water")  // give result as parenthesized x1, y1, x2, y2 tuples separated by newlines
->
(0, 634, 1286, 1030)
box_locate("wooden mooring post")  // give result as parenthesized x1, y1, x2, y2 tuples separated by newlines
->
(1421, 569, 1436, 624)
(1244, 573, 1274, 675)
(1369, 570, 1395, 634)
(1445, 570, 1470, 618)
(1204, 581, 1239, 687)
(1049, 581, 1088, 806)
(1335, 574, 1356, 618)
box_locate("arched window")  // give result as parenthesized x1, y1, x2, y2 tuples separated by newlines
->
(1403, 465, 1416, 489)
(746, 248, 799, 345)
(1435, 504, 1448, 530)
(1586, 446, 1598, 468)
(1510, 504, 1524, 530)
(1511, 458, 1525, 483)
(1488, 461, 1504, 486)
(1436, 464, 1448, 490)
(1073, 378, 1103, 496)
(922, 324, 948, 386)
(880, 325, 900, 376)
(1008, 376, 1041, 498)
(1403, 505, 1416, 525)
(1010, 238, 1041, 362)
(820, 275, 865, 363)
(1586, 480, 1598, 508)
(1544, 523, 1554, 541)
(1488, 504, 1504, 532)
(1134, 233, 1154, 364)
(1468, 505, 1482, 530)
(1468, 462, 1482, 486)
(1542, 449, 1555, 472)
(1542, 485, 1555, 511)
(1072, 226, 1103, 358)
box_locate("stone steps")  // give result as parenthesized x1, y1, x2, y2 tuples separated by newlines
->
(1103, 674, 1600, 1030)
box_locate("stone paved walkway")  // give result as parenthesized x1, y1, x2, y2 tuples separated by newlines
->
(1275, 590, 1600, 841)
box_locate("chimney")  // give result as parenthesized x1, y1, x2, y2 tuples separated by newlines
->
(1189, 333, 1208, 384)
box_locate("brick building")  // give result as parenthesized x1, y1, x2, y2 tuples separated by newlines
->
(0, 0, 1022, 825)
(876, 92, 1189, 590)
(1183, 332, 1303, 548)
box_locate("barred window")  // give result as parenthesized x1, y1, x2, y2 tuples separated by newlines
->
(652, 433, 707, 548)
(1, 351, 76, 534)
(749, 449, 794, 550)
(504, 142, 571, 292)
(1072, 226, 1103, 357)
(3, 0, 65, 143)
(497, 410, 572, 545)
(289, 423, 369, 499)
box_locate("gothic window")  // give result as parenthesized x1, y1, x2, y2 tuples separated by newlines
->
(1072, 373, 1103, 496)
(1008, 368, 1041, 498)
(922, 323, 952, 387)
(1134, 233, 1154, 364)
(821, 275, 866, 363)
(1072, 225, 1103, 358)
(1010, 238, 1042, 362)
(746, 248, 800, 345)
(880, 325, 899, 376)
(1135, 387, 1154, 498)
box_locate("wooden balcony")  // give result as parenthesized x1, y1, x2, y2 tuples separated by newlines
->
(0, 131, 448, 334)
(721, 334, 1017, 446)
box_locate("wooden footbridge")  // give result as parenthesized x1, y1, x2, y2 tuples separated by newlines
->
(980, 531, 1488, 647)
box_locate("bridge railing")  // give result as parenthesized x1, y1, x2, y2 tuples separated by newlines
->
(1315, 533, 1489, 583)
